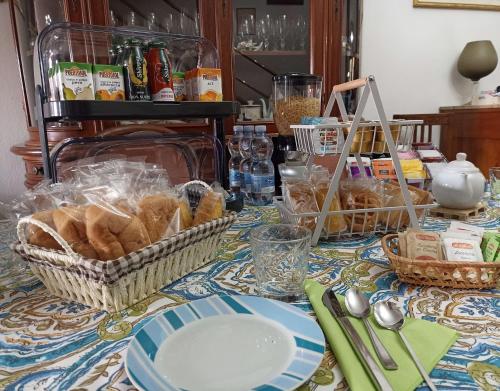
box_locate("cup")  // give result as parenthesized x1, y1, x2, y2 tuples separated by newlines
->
(250, 224, 311, 301)
(489, 167, 500, 205)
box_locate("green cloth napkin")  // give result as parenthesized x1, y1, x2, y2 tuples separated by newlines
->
(305, 280, 459, 391)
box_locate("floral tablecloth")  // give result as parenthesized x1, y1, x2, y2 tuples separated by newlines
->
(0, 207, 499, 391)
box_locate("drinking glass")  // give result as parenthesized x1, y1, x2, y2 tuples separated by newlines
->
(250, 224, 311, 301)
(490, 167, 500, 206)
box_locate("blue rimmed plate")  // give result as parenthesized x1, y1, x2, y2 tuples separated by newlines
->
(125, 295, 325, 391)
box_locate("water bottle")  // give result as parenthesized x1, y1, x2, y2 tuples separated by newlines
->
(228, 125, 243, 196)
(250, 125, 275, 205)
(239, 125, 254, 202)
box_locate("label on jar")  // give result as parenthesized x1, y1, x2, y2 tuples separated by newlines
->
(251, 175, 275, 194)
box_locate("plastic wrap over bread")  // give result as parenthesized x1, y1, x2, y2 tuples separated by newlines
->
(13, 160, 226, 261)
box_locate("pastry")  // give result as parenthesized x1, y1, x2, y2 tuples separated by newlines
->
(380, 181, 431, 228)
(28, 210, 62, 251)
(52, 206, 98, 259)
(138, 194, 179, 242)
(86, 204, 150, 261)
(178, 199, 193, 230)
(314, 182, 347, 234)
(193, 191, 223, 226)
(284, 181, 319, 231)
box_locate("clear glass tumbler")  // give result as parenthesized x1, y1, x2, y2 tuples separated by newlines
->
(250, 224, 311, 301)
(490, 167, 500, 206)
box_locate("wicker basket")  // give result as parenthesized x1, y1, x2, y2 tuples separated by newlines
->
(381, 234, 500, 289)
(15, 211, 237, 312)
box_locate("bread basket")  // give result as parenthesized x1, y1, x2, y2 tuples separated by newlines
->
(14, 183, 237, 312)
(381, 234, 499, 289)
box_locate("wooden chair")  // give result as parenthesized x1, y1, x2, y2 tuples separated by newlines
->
(393, 113, 449, 146)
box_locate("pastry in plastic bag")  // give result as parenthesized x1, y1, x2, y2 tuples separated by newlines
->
(284, 180, 319, 231)
(52, 206, 98, 259)
(381, 181, 431, 229)
(85, 204, 150, 261)
(138, 194, 180, 243)
(340, 178, 384, 232)
(314, 181, 347, 234)
(193, 191, 223, 226)
(28, 210, 62, 250)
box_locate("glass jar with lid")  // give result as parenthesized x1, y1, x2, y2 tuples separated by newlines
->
(272, 73, 323, 136)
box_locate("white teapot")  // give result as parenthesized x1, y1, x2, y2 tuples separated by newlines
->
(432, 153, 485, 209)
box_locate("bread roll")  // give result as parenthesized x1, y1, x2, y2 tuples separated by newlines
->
(193, 191, 223, 226)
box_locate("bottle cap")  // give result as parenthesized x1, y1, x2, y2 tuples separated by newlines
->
(233, 125, 243, 133)
(243, 125, 254, 133)
(255, 125, 267, 133)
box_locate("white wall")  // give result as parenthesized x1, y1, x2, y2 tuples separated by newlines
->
(0, 3, 29, 201)
(360, 0, 500, 133)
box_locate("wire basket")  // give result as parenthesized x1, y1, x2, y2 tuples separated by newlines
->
(382, 234, 499, 289)
(291, 119, 421, 156)
(274, 196, 437, 239)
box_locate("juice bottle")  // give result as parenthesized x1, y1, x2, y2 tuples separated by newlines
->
(122, 39, 150, 101)
(146, 41, 175, 102)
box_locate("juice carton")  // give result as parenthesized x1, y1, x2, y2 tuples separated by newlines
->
(93, 64, 125, 100)
(191, 68, 223, 101)
(51, 62, 94, 100)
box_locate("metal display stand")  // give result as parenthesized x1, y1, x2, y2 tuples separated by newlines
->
(34, 22, 239, 186)
(275, 76, 435, 246)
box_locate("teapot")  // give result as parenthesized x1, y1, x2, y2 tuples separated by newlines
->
(432, 153, 485, 209)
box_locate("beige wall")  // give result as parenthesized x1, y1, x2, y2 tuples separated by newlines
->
(360, 0, 500, 140)
(0, 3, 29, 201)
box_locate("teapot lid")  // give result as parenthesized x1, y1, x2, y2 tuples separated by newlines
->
(447, 153, 480, 173)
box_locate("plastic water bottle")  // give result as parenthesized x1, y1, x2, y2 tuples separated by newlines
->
(250, 125, 275, 205)
(228, 125, 243, 196)
(239, 125, 254, 202)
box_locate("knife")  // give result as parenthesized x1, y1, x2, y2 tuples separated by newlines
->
(322, 289, 393, 391)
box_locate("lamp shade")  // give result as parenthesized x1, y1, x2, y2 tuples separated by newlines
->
(457, 40, 498, 81)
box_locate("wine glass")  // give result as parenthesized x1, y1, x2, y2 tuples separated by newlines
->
(162, 13, 176, 34)
(147, 12, 159, 32)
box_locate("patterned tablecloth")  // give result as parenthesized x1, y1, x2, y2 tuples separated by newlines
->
(0, 207, 499, 391)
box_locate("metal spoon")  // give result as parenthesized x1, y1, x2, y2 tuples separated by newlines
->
(373, 301, 438, 391)
(345, 288, 398, 370)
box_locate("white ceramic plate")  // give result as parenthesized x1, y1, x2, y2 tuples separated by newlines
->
(125, 295, 325, 391)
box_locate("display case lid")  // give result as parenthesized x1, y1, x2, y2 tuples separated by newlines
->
(37, 22, 220, 101)
(49, 131, 223, 186)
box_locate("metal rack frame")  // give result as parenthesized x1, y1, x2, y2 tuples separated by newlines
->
(286, 75, 427, 245)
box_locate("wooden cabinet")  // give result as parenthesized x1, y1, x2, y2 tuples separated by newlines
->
(439, 105, 500, 176)
(9, 0, 359, 188)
